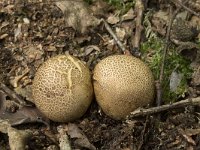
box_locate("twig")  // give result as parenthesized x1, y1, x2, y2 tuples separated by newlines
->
(171, 0, 200, 17)
(131, 0, 145, 57)
(102, 19, 129, 54)
(0, 83, 27, 106)
(156, 7, 177, 106)
(138, 116, 150, 150)
(128, 97, 200, 118)
(1, 0, 83, 6)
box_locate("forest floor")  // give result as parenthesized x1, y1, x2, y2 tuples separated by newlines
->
(0, 0, 200, 149)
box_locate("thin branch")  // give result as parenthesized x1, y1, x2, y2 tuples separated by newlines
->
(171, 0, 200, 17)
(156, 6, 183, 106)
(156, 7, 174, 106)
(0, 83, 27, 106)
(1, 0, 83, 6)
(131, 0, 145, 56)
(128, 97, 200, 118)
(102, 19, 127, 53)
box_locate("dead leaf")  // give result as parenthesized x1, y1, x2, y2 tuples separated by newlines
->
(184, 129, 200, 136)
(170, 70, 183, 92)
(0, 119, 32, 150)
(14, 23, 22, 42)
(0, 21, 9, 30)
(67, 123, 96, 150)
(57, 125, 71, 150)
(84, 45, 100, 56)
(0, 34, 8, 40)
(23, 45, 44, 63)
(6, 107, 50, 127)
(14, 85, 34, 103)
(9, 67, 30, 88)
(178, 128, 196, 146)
(107, 14, 120, 24)
(47, 45, 57, 52)
(47, 145, 59, 150)
(56, 1, 100, 33)
(0, 90, 49, 127)
(115, 27, 126, 41)
(192, 66, 200, 86)
(90, 0, 111, 17)
(121, 8, 135, 21)
(23, 18, 30, 24)
(8, 127, 32, 150)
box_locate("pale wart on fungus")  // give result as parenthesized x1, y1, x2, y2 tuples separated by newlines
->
(32, 55, 93, 122)
(93, 55, 155, 120)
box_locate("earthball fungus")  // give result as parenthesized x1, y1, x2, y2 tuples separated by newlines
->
(93, 55, 155, 120)
(32, 55, 93, 122)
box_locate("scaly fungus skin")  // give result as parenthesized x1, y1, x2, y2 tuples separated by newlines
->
(32, 55, 93, 122)
(93, 55, 155, 120)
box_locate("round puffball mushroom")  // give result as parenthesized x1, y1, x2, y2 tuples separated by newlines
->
(93, 55, 155, 120)
(32, 55, 93, 122)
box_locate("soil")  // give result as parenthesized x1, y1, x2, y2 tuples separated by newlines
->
(0, 1, 200, 150)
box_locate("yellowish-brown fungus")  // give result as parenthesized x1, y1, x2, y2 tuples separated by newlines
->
(93, 55, 155, 120)
(32, 55, 93, 122)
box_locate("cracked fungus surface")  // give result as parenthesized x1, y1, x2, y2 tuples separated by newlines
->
(32, 55, 93, 122)
(93, 55, 155, 120)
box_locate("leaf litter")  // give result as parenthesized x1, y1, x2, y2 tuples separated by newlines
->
(0, 0, 200, 149)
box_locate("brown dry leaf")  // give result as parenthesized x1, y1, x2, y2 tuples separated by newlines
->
(74, 35, 91, 44)
(14, 23, 22, 42)
(178, 128, 196, 146)
(47, 45, 57, 52)
(0, 90, 49, 126)
(152, 10, 169, 35)
(57, 125, 71, 150)
(47, 145, 59, 150)
(84, 45, 100, 56)
(9, 67, 30, 88)
(184, 129, 200, 136)
(14, 85, 33, 103)
(0, 4, 15, 14)
(0, 33, 8, 40)
(115, 27, 126, 41)
(0, 119, 32, 150)
(0, 21, 9, 30)
(23, 45, 44, 63)
(8, 127, 32, 150)
(55, 1, 100, 33)
(192, 66, 200, 86)
(5, 107, 50, 127)
(107, 14, 120, 24)
(90, 0, 111, 17)
(170, 70, 183, 92)
(67, 123, 96, 150)
(121, 8, 135, 21)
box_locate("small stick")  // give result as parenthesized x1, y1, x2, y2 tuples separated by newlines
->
(102, 19, 129, 54)
(0, 83, 27, 106)
(156, 6, 177, 106)
(171, 0, 200, 17)
(131, 0, 145, 56)
(128, 97, 200, 118)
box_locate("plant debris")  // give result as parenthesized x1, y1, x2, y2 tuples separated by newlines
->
(0, 0, 200, 149)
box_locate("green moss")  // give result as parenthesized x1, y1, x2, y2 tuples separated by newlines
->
(84, 0, 135, 14)
(141, 37, 192, 103)
(104, 0, 135, 14)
